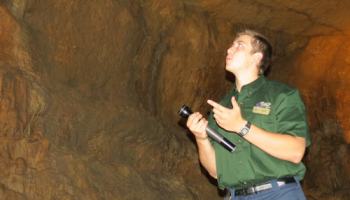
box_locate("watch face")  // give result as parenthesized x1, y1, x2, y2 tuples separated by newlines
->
(241, 128, 249, 134)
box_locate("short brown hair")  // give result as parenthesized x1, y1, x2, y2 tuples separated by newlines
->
(236, 30, 272, 74)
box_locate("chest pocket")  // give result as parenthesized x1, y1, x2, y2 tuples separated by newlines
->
(241, 105, 274, 132)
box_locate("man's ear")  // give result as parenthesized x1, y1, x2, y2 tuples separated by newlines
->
(252, 52, 263, 64)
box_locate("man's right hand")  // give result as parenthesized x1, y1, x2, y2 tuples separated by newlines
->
(186, 112, 209, 140)
(186, 112, 217, 179)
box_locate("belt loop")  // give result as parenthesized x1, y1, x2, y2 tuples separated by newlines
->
(230, 188, 236, 198)
(293, 176, 301, 187)
(270, 179, 279, 191)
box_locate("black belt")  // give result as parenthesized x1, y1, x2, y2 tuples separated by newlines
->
(235, 177, 296, 196)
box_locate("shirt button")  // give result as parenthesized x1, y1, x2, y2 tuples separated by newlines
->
(240, 102, 243, 105)
(239, 161, 242, 164)
(239, 140, 241, 143)
(244, 182, 247, 184)
(249, 92, 252, 95)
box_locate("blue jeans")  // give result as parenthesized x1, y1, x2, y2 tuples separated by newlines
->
(226, 177, 306, 200)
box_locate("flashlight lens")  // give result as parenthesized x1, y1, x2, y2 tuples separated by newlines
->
(178, 105, 193, 119)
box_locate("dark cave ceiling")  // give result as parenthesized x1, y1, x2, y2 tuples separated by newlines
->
(185, 0, 350, 36)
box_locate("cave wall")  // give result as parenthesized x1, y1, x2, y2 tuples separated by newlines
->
(270, 35, 350, 141)
(269, 35, 350, 199)
(1, 1, 222, 199)
(0, 0, 349, 199)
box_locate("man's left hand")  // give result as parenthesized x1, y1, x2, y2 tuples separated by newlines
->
(207, 97, 247, 133)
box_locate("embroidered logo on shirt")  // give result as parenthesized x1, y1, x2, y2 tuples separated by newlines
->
(253, 101, 271, 115)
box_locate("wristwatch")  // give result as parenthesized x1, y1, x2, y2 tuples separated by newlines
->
(238, 121, 251, 137)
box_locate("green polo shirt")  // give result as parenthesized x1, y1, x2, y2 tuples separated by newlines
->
(208, 75, 310, 190)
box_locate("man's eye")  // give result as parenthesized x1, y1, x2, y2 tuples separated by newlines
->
(238, 44, 243, 47)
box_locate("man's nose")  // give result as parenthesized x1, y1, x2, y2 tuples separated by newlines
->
(227, 47, 234, 54)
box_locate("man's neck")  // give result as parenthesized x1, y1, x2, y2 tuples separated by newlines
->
(235, 73, 259, 92)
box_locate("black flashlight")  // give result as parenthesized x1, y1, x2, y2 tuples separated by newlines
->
(178, 105, 236, 153)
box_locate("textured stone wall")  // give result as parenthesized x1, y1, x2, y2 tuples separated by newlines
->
(0, 1, 230, 199)
(270, 35, 350, 141)
(269, 35, 350, 199)
(0, 0, 349, 199)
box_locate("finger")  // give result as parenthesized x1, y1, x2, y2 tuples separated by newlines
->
(231, 97, 239, 109)
(199, 120, 208, 132)
(212, 108, 224, 119)
(198, 117, 207, 125)
(213, 113, 224, 122)
(187, 113, 198, 126)
(187, 113, 202, 127)
(191, 118, 206, 133)
(194, 113, 203, 123)
(207, 100, 226, 112)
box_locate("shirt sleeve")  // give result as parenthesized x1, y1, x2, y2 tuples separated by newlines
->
(274, 89, 311, 147)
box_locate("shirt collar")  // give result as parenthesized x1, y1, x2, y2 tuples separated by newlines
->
(231, 74, 266, 97)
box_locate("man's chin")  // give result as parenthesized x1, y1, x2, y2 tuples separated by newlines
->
(225, 65, 233, 71)
(225, 66, 238, 75)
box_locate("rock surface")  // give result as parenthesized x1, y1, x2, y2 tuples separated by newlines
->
(0, 0, 349, 199)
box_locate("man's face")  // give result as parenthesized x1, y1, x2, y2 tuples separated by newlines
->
(225, 35, 254, 73)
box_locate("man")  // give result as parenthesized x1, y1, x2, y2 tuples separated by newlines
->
(186, 30, 310, 200)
